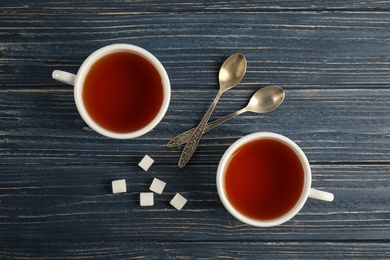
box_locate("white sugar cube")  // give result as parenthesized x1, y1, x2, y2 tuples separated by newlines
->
(140, 192, 154, 206)
(170, 193, 187, 210)
(138, 155, 154, 171)
(111, 179, 127, 194)
(149, 178, 166, 194)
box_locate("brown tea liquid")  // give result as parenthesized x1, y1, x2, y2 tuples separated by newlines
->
(83, 51, 164, 133)
(225, 138, 304, 220)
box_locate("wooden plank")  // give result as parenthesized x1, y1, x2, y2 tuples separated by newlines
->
(0, 241, 389, 259)
(1, 12, 390, 87)
(1, 88, 389, 165)
(0, 163, 389, 241)
(2, 0, 390, 11)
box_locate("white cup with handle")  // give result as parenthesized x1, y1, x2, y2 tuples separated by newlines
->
(216, 132, 334, 227)
(52, 44, 171, 139)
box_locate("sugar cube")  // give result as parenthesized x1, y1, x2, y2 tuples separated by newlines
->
(170, 193, 187, 210)
(149, 178, 166, 194)
(111, 179, 127, 194)
(140, 192, 154, 206)
(138, 155, 154, 171)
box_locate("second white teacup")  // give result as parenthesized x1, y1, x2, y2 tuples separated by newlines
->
(217, 132, 334, 227)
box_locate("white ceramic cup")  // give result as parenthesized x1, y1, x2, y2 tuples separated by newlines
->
(216, 132, 334, 227)
(52, 44, 171, 139)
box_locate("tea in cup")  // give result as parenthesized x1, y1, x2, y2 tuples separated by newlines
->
(52, 44, 171, 139)
(216, 132, 334, 227)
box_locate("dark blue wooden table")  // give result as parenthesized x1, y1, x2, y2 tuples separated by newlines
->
(1, 1, 390, 258)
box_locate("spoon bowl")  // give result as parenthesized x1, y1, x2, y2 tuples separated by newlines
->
(246, 86, 285, 113)
(219, 54, 247, 90)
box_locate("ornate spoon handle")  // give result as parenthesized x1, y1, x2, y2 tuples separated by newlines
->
(178, 91, 223, 168)
(167, 109, 245, 148)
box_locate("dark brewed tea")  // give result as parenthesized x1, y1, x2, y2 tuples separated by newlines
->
(83, 51, 164, 133)
(225, 138, 304, 220)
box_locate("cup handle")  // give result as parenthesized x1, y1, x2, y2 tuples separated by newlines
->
(52, 70, 76, 86)
(308, 188, 334, 202)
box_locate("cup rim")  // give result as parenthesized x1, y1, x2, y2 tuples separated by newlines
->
(74, 43, 171, 139)
(216, 132, 312, 227)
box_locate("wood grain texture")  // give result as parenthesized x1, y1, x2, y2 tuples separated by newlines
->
(1, 241, 390, 259)
(1, 0, 390, 259)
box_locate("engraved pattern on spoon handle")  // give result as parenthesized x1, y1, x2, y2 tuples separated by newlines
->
(178, 92, 222, 168)
(167, 109, 245, 147)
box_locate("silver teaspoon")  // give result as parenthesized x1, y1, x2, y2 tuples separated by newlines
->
(167, 86, 285, 147)
(178, 53, 247, 168)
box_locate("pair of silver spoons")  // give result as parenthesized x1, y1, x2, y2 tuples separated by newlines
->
(170, 54, 285, 168)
